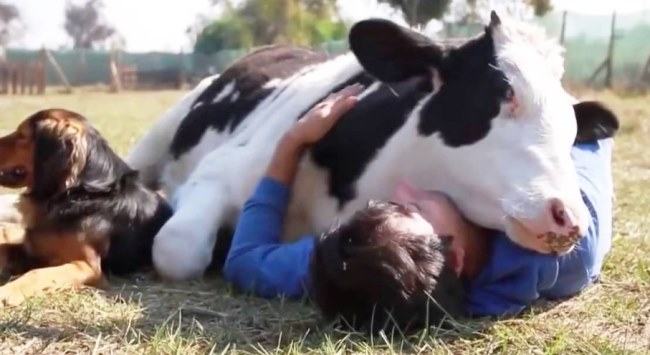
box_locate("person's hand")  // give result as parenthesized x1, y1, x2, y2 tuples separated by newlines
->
(284, 84, 364, 147)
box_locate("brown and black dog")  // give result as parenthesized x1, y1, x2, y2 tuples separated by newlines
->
(0, 109, 172, 306)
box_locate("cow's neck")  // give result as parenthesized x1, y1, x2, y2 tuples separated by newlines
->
(353, 90, 443, 199)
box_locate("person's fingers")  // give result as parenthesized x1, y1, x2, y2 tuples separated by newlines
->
(335, 83, 365, 99)
(329, 95, 358, 118)
(325, 83, 365, 105)
(301, 84, 364, 123)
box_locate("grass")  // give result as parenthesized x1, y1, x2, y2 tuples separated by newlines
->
(0, 89, 648, 354)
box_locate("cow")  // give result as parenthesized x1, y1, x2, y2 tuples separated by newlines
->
(127, 12, 619, 281)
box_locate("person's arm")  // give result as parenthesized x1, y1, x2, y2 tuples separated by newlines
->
(223, 85, 363, 298)
(466, 138, 614, 317)
(266, 84, 362, 184)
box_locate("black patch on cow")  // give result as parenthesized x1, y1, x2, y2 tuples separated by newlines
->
(310, 77, 432, 207)
(312, 29, 510, 208)
(295, 72, 377, 120)
(170, 45, 328, 158)
(418, 30, 511, 145)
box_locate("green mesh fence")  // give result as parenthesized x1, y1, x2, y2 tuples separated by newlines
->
(5, 12, 649, 89)
(5, 48, 248, 86)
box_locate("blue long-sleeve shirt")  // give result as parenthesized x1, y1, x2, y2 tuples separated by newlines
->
(223, 139, 614, 316)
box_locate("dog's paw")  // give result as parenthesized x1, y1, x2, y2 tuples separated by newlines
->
(0, 223, 25, 245)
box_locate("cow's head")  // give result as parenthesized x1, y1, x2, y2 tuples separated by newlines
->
(349, 12, 618, 255)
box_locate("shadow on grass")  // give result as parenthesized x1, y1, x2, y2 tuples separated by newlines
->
(100, 272, 501, 353)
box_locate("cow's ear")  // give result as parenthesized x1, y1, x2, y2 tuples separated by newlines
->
(573, 101, 619, 144)
(349, 19, 443, 83)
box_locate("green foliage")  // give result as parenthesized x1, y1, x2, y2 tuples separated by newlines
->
(0, 1, 20, 45)
(196, 0, 345, 52)
(194, 16, 253, 54)
(377, 0, 452, 26)
(64, 0, 115, 49)
(563, 24, 650, 85)
(528, 0, 552, 17)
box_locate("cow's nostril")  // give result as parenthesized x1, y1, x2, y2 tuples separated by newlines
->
(550, 200, 566, 227)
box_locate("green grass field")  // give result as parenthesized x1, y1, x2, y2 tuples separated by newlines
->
(0, 89, 648, 354)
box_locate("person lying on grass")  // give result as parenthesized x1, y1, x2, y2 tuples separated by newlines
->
(223, 84, 614, 332)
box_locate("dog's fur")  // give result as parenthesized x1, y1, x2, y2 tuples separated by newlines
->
(0, 109, 172, 306)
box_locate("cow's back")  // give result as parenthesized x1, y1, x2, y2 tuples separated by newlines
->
(130, 45, 329, 195)
(170, 45, 329, 158)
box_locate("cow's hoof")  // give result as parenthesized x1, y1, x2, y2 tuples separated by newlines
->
(152, 224, 212, 281)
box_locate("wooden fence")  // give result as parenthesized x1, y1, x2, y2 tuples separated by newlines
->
(0, 53, 46, 95)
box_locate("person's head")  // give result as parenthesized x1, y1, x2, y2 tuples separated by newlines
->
(310, 200, 464, 333)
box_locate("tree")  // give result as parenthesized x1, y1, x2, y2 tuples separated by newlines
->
(379, 0, 552, 28)
(197, 0, 345, 51)
(528, 0, 552, 17)
(64, 0, 115, 49)
(194, 16, 253, 54)
(377, 0, 452, 27)
(453, 0, 552, 24)
(0, 2, 20, 46)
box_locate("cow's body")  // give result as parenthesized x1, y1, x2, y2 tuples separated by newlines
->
(128, 14, 619, 280)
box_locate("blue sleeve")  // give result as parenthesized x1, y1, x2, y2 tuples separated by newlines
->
(223, 177, 315, 299)
(466, 139, 614, 317)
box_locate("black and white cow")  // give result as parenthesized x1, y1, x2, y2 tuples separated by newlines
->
(127, 13, 619, 280)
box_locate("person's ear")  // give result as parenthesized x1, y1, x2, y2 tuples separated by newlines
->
(441, 235, 464, 277)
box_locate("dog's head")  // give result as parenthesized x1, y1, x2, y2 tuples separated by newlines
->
(0, 109, 132, 199)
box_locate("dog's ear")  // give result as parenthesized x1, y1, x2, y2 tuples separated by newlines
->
(77, 127, 134, 193)
(31, 123, 74, 199)
(31, 114, 89, 199)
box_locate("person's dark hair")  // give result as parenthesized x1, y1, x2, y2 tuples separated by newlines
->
(310, 200, 464, 333)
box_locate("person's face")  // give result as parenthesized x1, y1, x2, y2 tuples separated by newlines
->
(384, 202, 435, 237)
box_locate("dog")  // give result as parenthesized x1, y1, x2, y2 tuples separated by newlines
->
(0, 108, 172, 306)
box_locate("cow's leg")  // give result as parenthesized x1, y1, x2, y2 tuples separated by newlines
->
(152, 143, 275, 281)
(152, 178, 235, 280)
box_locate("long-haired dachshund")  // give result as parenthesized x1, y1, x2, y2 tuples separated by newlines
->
(0, 109, 172, 306)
